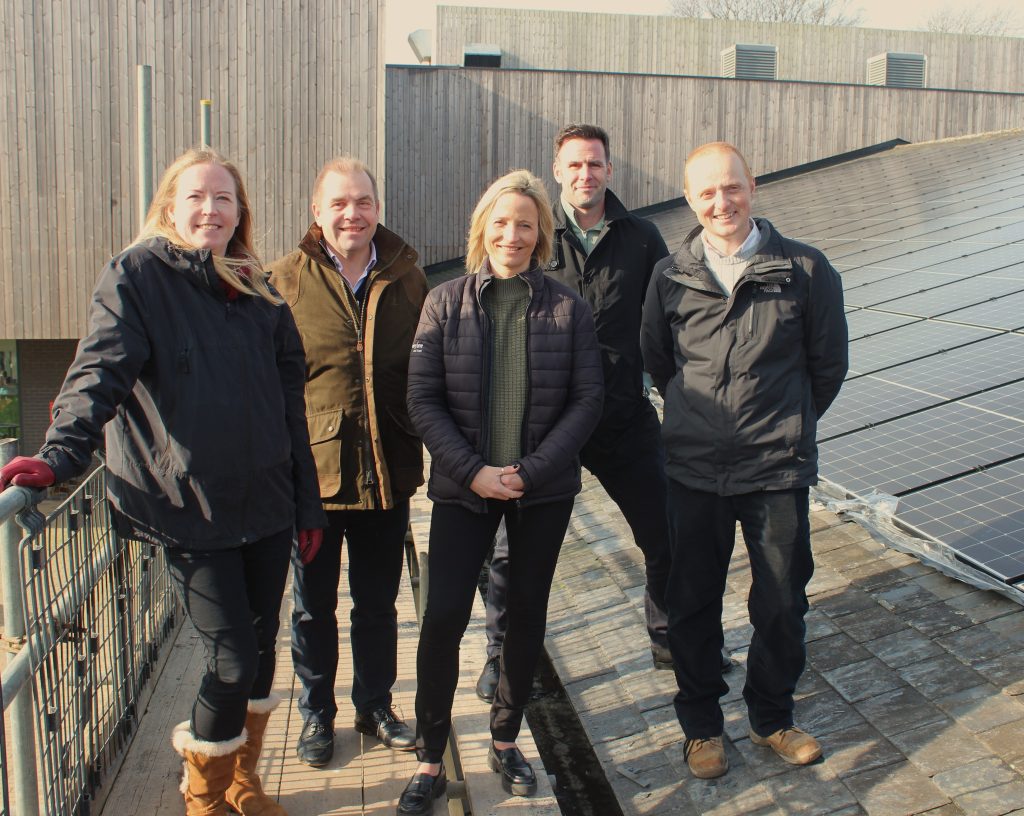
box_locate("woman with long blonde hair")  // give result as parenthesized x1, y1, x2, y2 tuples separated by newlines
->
(1, 148, 325, 815)
(397, 170, 603, 813)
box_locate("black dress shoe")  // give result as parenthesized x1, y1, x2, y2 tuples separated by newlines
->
(296, 719, 334, 767)
(355, 706, 416, 751)
(487, 743, 537, 796)
(475, 656, 500, 703)
(396, 765, 447, 815)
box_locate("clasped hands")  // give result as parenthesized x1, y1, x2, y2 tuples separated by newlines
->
(470, 464, 525, 500)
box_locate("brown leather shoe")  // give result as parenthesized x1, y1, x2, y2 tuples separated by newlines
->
(749, 726, 822, 765)
(683, 736, 729, 779)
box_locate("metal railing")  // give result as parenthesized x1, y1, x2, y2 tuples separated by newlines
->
(1, 441, 181, 815)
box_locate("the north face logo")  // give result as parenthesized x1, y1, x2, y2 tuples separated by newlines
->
(759, 283, 782, 294)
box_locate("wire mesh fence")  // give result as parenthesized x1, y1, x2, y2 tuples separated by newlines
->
(15, 467, 180, 815)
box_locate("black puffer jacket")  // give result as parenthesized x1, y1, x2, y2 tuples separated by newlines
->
(547, 190, 669, 440)
(641, 219, 848, 495)
(39, 238, 326, 548)
(407, 264, 604, 512)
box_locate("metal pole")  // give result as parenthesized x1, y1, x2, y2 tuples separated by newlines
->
(0, 440, 40, 815)
(137, 65, 153, 231)
(200, 99, 212, 148)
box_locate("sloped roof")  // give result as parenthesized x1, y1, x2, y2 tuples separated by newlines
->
(647, 130, 1024, 589)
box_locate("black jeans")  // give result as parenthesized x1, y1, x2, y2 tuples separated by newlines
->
(291, 502, 409, 723)
(415, 499, 573, 763)
(665, 481, 813, 739)
(164, 527, 293, 742)
(484, 404, 671, 656)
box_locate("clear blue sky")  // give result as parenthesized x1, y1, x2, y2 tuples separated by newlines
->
(385, 0, 1018, 63)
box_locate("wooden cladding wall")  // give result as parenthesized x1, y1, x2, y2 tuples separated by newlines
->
(385, 66, 1024, 267)
(0, 0, 384, 340)
(436, 6, 1024, 93)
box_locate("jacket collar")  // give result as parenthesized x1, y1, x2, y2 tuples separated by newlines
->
(297, 222, 418, 278)
(476, 259, 545, 292)
(664, 218, 793, 293)
(552, 188, 629, 232)
(139, 237, 226, 298)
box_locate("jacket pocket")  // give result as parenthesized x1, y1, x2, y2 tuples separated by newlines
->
(306, 408, 343, 496)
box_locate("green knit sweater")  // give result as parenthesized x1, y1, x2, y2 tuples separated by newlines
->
(481, 274, 531, 466)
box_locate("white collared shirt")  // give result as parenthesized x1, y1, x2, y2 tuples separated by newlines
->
(701, 219, 760, 295)
(322, 240, 378, 294)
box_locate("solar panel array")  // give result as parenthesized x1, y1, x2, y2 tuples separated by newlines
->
(648, 132, 1024, 586)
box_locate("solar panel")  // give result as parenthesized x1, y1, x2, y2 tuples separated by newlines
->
(940, 291, 1024, 330)
(817, 376, 946, 440)
(819, 400, 1024, 496)
(897, 458, 1024, 583)
(847, 321, 994, 375)
(844, 310, 918, 339)
(874, 276, 1024, 318)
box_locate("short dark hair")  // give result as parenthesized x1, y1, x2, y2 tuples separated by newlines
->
(554, 123, 610, 163)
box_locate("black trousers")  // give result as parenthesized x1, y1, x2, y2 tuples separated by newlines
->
(665, 481, 813, 739)
(290, 502, 409, 723)
(484, 404, 671, 656)
(415, 499, 573, 763)
(164, 527, 293, 742)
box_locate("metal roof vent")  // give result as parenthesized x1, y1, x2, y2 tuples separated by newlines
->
(463, 44, 501, 68)
(721, 44, 777, 80)
(867, 52, 927, 88)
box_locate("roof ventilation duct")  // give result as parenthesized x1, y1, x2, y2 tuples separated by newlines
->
(463, 44, 501, 68)
(867, 52, 927, 88)
(721, 44, 777, 80)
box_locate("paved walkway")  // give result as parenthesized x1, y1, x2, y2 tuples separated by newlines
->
(100, 469, 1024, 815)
(549, 469, 1024, 815)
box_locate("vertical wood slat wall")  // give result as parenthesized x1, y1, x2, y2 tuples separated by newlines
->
(435, 6, 1024, 94)
(384, 66, 1024, 267)
(0, 0, 384, 340)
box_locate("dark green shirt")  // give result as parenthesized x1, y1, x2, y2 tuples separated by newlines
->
(481, 274, 530, 466)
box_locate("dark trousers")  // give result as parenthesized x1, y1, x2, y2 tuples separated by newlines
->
(165, 527, 293, 742)
(291, 502, 409, 723)
(666, 480, 813, 739)
(484, 404, 671, 656)
(415, 499, 573, 763)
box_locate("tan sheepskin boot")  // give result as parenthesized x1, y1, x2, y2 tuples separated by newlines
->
(172, 721, 247, 816)
(225, 694, 288, 815)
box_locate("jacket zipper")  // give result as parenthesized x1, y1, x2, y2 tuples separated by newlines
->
(477, 277, 493, 466)
(515, 276, 538, 509)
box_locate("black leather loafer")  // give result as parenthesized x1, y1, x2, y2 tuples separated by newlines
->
(475, 656, 500, 703)
(296, 719, 334, 767)
(651, 644, 673, 670)
(355, 706, 416, 751)
(396, 765, 447, 815)
(487, 743, 537, 796)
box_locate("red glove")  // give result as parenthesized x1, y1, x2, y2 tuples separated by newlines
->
(297, 528, 324, 565)
(0, 456, 56, 489)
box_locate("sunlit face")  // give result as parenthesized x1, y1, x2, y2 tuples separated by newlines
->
(312, 170, 380, 260)
(684, 149, 755, 256)
(553, 138, 612, 213)
(484, 193, 539, 278)
(167, 163, 241, 256)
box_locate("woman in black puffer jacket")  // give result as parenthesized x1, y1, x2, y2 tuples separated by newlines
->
(398, 170, 603, 814)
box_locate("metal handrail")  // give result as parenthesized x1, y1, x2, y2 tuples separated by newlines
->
(1, 441, 181, 815)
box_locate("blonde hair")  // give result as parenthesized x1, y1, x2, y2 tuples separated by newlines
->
(135, 147, 280, 304)
(312, 156, 379, 202)
(465, 169, 554, 274)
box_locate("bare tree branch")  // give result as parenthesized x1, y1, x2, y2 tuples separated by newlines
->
(922, 5, 1022, 36)
(669, 0, 863, 26)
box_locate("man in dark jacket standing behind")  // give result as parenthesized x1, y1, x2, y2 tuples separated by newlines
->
(641, 142, 847, 779)
(270, 157, 428, 766)
(476, 123, 682, 703)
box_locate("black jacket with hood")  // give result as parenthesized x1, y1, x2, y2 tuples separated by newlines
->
(39, 237, 326, 548)
(641, 218, 848, 495)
